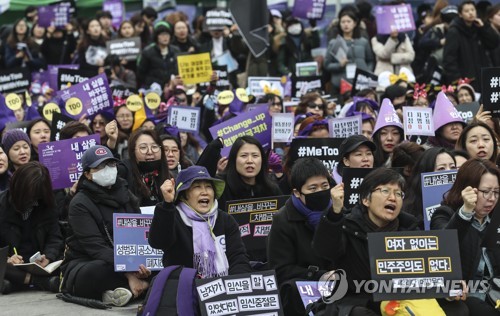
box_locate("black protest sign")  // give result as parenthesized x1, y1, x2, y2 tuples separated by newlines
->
(288, 138, 343, 173)
(205, 9, 233, 30)
(0, 68, 31, 94)
(106, 37, 141, 61)
(481, 203, 500, 248)
(196, 270, 283, 316)
(342, 168, 373, 208)
(455, 102, 480, 123)
(57, 68, 96, 91)
(199, 65, 229, 95)
(229, 0, 268, 58)
(368, 230, 462, 301)
(352, 68, 378, 93)
(50, 112, 74, 141)
(226, 195, 288, 262)
(481, 67, 500, 117)
(111, 85, 138, 99)
(291, 75, 323, 98)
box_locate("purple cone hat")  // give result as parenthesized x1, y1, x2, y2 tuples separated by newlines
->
(373, 98, 403, 135)
(433, 92, 465, 131)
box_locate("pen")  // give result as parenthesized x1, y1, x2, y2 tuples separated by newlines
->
(13, 247, 18, 256)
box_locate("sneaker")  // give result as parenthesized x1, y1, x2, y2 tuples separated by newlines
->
(102, 287, 133, 307)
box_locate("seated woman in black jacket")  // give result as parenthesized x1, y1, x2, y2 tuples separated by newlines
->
(62, 145, 149, 307)
(0, 162, 63, 294)
(149, 165, 251, 278)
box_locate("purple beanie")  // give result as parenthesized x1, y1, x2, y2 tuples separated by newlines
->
(1, 129, 31, 153)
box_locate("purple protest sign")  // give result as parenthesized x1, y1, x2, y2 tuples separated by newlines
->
(113, 213, 164, 272)
(57, 73, 113, 119)
(48, 64, 79, 91)
(38, 3, 70, 28)
(31, 70, 52, 95)
(209, 105, 272, 157)
(39, 135, 100, 190)
(103, 0, 124, 29)
(374, 4, 416, 34)
(292, 0, 326, 20)
(421, 170, 457, 230)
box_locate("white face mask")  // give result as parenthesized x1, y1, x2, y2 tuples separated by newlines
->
(92, 165, 117, 187)
(287, 24, 302, 35)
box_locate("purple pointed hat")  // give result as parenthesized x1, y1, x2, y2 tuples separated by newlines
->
(433, 92, 465, 130)
(373, 98, 403, 135)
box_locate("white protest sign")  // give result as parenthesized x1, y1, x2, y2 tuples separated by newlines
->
(272, 113, 294, 143)
(403, 107, 434, 137)
(247, 77, 283, 97)
(328, 115, 362, 138)
(167, 106, 201, 133)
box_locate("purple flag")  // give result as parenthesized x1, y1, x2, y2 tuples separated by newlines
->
(37, 3, 71, 28)
(209, 105, 272, 157)
(292, 0, 326, 20)
(374, 4, 416, 35)
(39, 134, 100, 190)
(103, 0, 124, 29)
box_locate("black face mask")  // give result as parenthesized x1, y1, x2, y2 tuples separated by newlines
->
(301, 189, 332, 211)
(137, 160, 162, 173)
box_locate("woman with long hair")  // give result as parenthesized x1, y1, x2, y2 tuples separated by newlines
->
(77, 18, 108, 72)
(4, 18, 45, 71)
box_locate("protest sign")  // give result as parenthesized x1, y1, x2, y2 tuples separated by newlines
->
(292, 0, 326, 20)
(210, 105, 272, 157)
(103, 0, 124, 29)
(374, 4, 416, 34)
(403, 107, 434, 137)
(227, 195, 288, 261)
(196, 270, 283, 316)
(199, 65, 229, 94)
(111, 85, 137, 100)
(352, 68, 378, 93)
(31, 70, 52, 95)
(248, 77, 283, 97)
(296, 62, 319, 77)
(329, 115, 361, 138)
(296, 281, 332, 311)
(481, 67, 500, 117)
(57, 68, 96, 91)
(368, 230, 463, 301)
(106, 37, 141, 61)
(37, 2, 71, 28)
(40, 102, 62, 121)
(39, 135, 100, 190)
(455, 102, 480, 123)
(0, 68, 30, 94)
(48, 65, 78, 91)
(0, 94, 16, 129)
(50, 112, 74, 141)
(113, 213, 164, 272)
(230, 0, 269, 58)
(272, 113, 294, 143)
(177, 53, 213, 85)
(288, 138, 343, 173)
(57, 73, 113, 119)
(283, 101, 298, 114)
(205, 9, 233, 30)
(167, 106, 201, 133)
(292, 75, 322, 98)
(343, 168, 374, 208)
(421, 170, 457, 230)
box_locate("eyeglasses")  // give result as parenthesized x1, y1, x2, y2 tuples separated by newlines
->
(307, 103, 322, 110)
(116, 114, 133, 119)
(164, 148, 180, 154)
(372, 187, 405, 200)
(478, 189, 500, 200)
(95, 160, 117, 170)
(137, 144, 161, 154)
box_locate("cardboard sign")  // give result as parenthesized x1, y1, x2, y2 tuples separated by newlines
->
(292, 0, 326, 20)
(196, 270, 283, 316)
(209, 105, 272, 157)
(113, 213, 164, 272)
(455, 102, 480, 123)
(248, 77, 283, 97)
(368, 230, 463, 301)
(352, 68, 378, 93)
(37, 2, 71, 28)
(57, 73, 113, 119)
(342, 168, 374, 208)
(481, 67, 500, 117)
(57, 68, 96, 91)
(39, 135, 100, 190)
(272, 113, 294, 143)
(421, 170, 457, 230)
(403, 107, 434, 137)
(374, 4, 416, 34)
(0, 68, 30, 94)
(227, 195, 288, 261)
(50, 112, 74, 141)
(296, 62, 319, 77)
(329, 115, 362, 138)
(167, 106, 201, 133)
(292, 75, 322, 98)
(103, 0, 124, 29)
(288, 138, 343, 173)
(177, 53, 213, 85)
(106, 37, 141, 61)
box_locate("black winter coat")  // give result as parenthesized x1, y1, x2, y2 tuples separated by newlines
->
(148, 201, 251, 276)
(431, 204, 500, 281)
(0, 190, 63, 262)
(136, 43, 180, 88)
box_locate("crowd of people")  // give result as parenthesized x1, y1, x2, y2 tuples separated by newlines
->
(0, 0, 500, 315)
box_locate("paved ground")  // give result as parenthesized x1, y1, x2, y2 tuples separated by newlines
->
(0, 291, 141, 315)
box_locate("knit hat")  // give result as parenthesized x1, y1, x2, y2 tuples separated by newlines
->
(373, 98, 403, 135)
(1, 129, 31, 153)
(433, 92, 466, 131)
(153, 21, 172, 42)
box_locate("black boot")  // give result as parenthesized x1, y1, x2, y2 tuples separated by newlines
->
(31, 276, 60, 293)
(1, 279, 12, 294)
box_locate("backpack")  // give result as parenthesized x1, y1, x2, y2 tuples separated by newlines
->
(137, 265, 199, 316)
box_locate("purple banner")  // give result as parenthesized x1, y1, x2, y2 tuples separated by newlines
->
(57, 73, 113, 119)
(37, 3, 71, 28)
(113, 213, 164, 272)
(39, 135, 100, 190)
(374, 4, 416, 35)
(209, 105, 272, 157)
(48, 64, 78, 92)
(421, 170, 457, 230)
(292, 0, 326, 20)
(103, 0, 125, 29)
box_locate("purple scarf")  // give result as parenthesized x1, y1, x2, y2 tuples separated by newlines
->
(291, 195, 331, 230)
